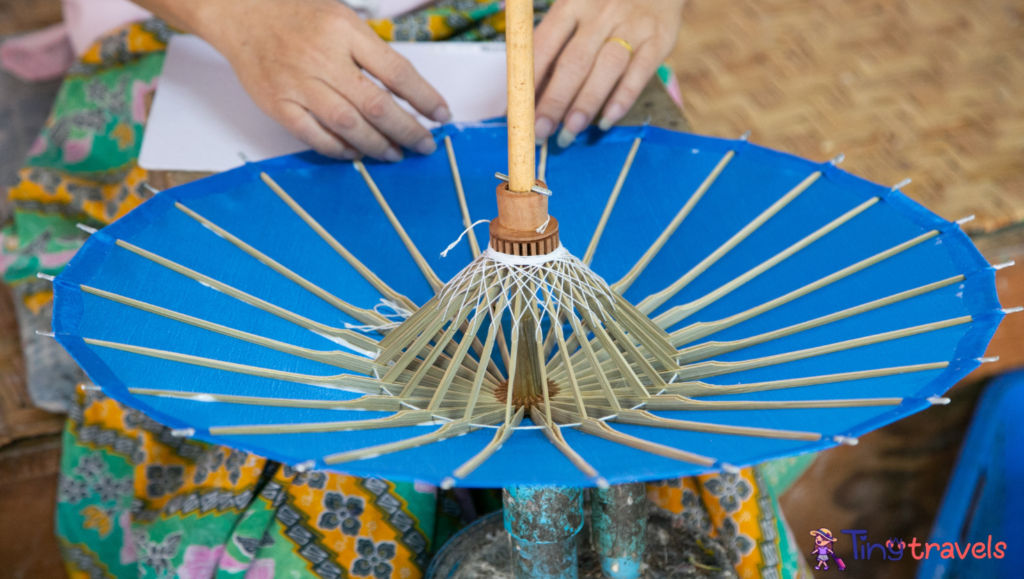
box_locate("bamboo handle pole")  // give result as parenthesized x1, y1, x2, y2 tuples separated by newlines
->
(506, 0, 535, 195)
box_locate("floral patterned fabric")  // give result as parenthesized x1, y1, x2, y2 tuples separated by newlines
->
(6, 9, 811, 579)
(648, 471, 814, 579)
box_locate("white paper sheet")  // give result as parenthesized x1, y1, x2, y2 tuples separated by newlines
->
(139, 35, 508, 172)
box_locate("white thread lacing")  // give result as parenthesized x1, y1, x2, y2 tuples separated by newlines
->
(344, 298, 414, 332)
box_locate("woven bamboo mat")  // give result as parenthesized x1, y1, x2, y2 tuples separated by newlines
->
(670, 0, 1024, 233)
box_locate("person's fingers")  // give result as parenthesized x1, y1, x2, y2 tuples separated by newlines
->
(554, 34, 635, 147)
(301, 79, 403, 162)
(534, 18, 617, 143)
(599, 41, 664, 130)
(533, 0, 578, 92)
(352, 35, 451, 125)
(335, 72, 438, 156)
(277, 101, 357, 160)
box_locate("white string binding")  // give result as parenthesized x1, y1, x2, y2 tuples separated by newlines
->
(438, 244, 616, 331)
(344, 298, 414, 332)
(440, 219, 490, 257)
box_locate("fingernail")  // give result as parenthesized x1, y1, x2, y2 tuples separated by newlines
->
(556, 127, 576, 149)
(382, 147, 403, 163)
(535, 116, 554, 142)
(432, 106, 452, 123)
(565, 110, 588, 135)
(413, 137, 437, 156)
(598, 103, 625, 131)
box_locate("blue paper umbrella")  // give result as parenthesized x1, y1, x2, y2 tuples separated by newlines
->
(51, 124, 1006, 488)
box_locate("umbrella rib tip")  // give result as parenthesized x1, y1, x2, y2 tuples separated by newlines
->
(171, 428, 196, 438)
(441, 476, 456, 490)
(927, 396, 952, 406)
(833, 435, 859, 446)
(76, 222, 98, 235)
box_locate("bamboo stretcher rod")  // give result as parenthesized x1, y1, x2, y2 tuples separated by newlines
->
(583, 133, 644, 266)
(450, 407, 525, 483)
(259, 172, 417, 311)
(549, 406, 717, 467)
(354, 160, 444, 292)
(638, 171, 822, 315)
(323, 408, 507, 465)
(664, 229, 942, 337)
(613, 150, 736, 294)
(532, 406, 600, 480)
(82, 284, 382, 375)
(538, 140, 549, 183)
(113, 239, 381, 356)
(444, 136, 481, 258)
(428, 304, 489, 410)
(548, 401, 821, 441)
(399, 301, 480, 397)
(664, 197, 880, 325)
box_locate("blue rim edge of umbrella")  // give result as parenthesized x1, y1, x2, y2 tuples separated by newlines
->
(50, 124, 1005, 485)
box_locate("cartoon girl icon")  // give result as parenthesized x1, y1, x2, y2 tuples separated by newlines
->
(810, 528, 845, 571)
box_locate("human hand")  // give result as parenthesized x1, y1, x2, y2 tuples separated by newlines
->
(153, 0, 451, 161)
(533, 0, 686, 147)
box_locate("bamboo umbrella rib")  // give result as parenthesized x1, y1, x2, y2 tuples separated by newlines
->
(354, 160, 444, 293)
(382, 294, 470, 383)
(210, 407, 474, 435)
(662, 362, 948, 397)
(573, 311, 965, 389)
(537, 140, 548, 182)
(81, 285, 383, 375)
(664, 197, 880, 325)
(674, 275, 966, 363)
(613, 149, 736, 294)
(582, 132, 644, 266)
(259, 172, 417, 311)
(638, 171, 822, 315)
(128, 388, 419, 411)
(642, 395, 904, 411)
(85, 337, 391, 395)
(113, 239, 381, 356)
(450, 407, 525, 483)
(323, 408, 507, 465)
(664, 229, 942, 336)
(444, 136, 481, 258)
(671, 315, 971, 382)
(176, 202, 397, 334)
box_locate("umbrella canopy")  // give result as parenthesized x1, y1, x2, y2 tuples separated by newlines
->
(51, 123, 1005, 487)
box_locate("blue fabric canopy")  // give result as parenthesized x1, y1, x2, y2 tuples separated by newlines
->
(52, 124, 1004, 487)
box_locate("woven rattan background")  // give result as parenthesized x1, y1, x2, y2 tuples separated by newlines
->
(670, 0, 1024, 234)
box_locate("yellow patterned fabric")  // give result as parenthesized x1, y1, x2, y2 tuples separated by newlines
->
(648, 470, 814, 579)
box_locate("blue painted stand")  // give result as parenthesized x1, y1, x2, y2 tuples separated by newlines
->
(591, 483, 647, 579)
(503, 486, 584, 579)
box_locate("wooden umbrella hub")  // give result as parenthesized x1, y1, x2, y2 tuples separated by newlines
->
(489, 183, 560, 256)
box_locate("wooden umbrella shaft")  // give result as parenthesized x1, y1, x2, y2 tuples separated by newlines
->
(492, 0, 559, 256)
(506, 0, 536, 195)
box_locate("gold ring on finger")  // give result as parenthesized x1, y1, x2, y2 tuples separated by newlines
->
(607, 37, 634, 55)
